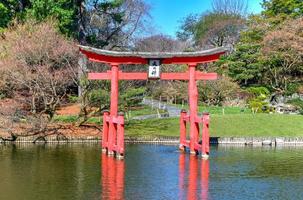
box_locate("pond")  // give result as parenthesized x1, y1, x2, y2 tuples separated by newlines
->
(0, 144, 303, 200)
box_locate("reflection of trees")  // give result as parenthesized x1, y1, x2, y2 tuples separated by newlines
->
(0, 144, 100, 200)
(214, 146, 303, 178)
(248, 148, 303, 178)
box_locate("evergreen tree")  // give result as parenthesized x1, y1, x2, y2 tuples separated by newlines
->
(262, 0, 303, 19)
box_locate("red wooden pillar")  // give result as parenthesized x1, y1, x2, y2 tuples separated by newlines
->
(188, 64, 199, 154)
(179, 109, 187, 151)
(108, 64, 119, 156)
(201, 113, 210, 159)
(116, 112, 125, 159)
(102, 111, 110, 153)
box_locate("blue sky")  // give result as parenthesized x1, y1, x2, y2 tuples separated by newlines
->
(144, 0, 263, 37)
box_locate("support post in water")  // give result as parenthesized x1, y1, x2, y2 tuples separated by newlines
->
(98, 64, 125, 159)
(102, 110, 110, 153)
(116, 112, 125, 159)
(179, 110, 211, 159)
(179, 109, 188, 151)
(201, 113, 210, 159)
(108, 64, 119, 156)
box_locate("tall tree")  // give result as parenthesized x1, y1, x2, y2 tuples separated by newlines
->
(0, 0, 31, 28)
(176, 14, 199, 42)
(28, 0, 78, 36)
(0, 0, 78, 36)
(0, 0, 150, 49)
(177, 0, 247, 48)
(194, 13, 244, 48)
(216, 15, 269, 86)
(78, 0, 150, 49)
(262, 0, 303, 19)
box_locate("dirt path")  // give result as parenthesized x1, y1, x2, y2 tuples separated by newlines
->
(56, 104, 81, 115)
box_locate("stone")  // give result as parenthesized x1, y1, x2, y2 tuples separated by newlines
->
(262, 140, 272, 145)
(201, 154, 209, 160)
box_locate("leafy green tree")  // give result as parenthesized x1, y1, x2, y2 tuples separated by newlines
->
(0, 0, 149, 48)
(218, 15, 267, 86)
(0, 0, 77, 36)
(176, 14, 199, 41)
(223, 44, 263, 86)
(27, 0, 78, 36)
(0, 0, 30, 28)
(262, 0, 303, 18)
(0, 3, 10, 28)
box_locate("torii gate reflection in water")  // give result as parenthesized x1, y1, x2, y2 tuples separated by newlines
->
(79, 46, 227, 159)
(100, 151, 210, 199)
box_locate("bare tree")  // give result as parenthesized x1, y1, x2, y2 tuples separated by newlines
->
(134, 34, 190, 52)
(0, 20, 78, 139)
(212, 0, 248, 16)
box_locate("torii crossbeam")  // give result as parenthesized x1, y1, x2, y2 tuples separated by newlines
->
(79, 45, 228, 159)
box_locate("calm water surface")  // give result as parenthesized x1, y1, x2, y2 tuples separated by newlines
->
(1, 144, 303, 200)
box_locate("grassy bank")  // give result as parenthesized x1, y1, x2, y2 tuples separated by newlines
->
(125, 114, 303, 138)
(53, 105, 166, 124)
(174, 104, 252, 115)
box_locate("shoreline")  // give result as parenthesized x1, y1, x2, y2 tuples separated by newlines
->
(2, 136, 303, 146)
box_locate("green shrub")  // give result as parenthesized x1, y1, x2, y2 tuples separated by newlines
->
(88, 89, 110, 109)
(120, 87, 146, 108)
(247, 86, 270, 100)
(247, 87, 272, 113)
(248, 99, 271, 113)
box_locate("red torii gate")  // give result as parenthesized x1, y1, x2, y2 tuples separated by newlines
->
(79, 45, 227, 159)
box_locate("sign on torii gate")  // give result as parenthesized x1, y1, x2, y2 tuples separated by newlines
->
(79, 45, 228, 159)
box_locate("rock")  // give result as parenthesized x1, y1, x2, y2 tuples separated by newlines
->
(262, 140, 272, 145)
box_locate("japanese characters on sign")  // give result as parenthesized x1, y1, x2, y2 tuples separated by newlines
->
(148, 59, 161, 79)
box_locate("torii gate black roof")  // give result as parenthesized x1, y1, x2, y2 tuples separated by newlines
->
(79, 45, 229, 59)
